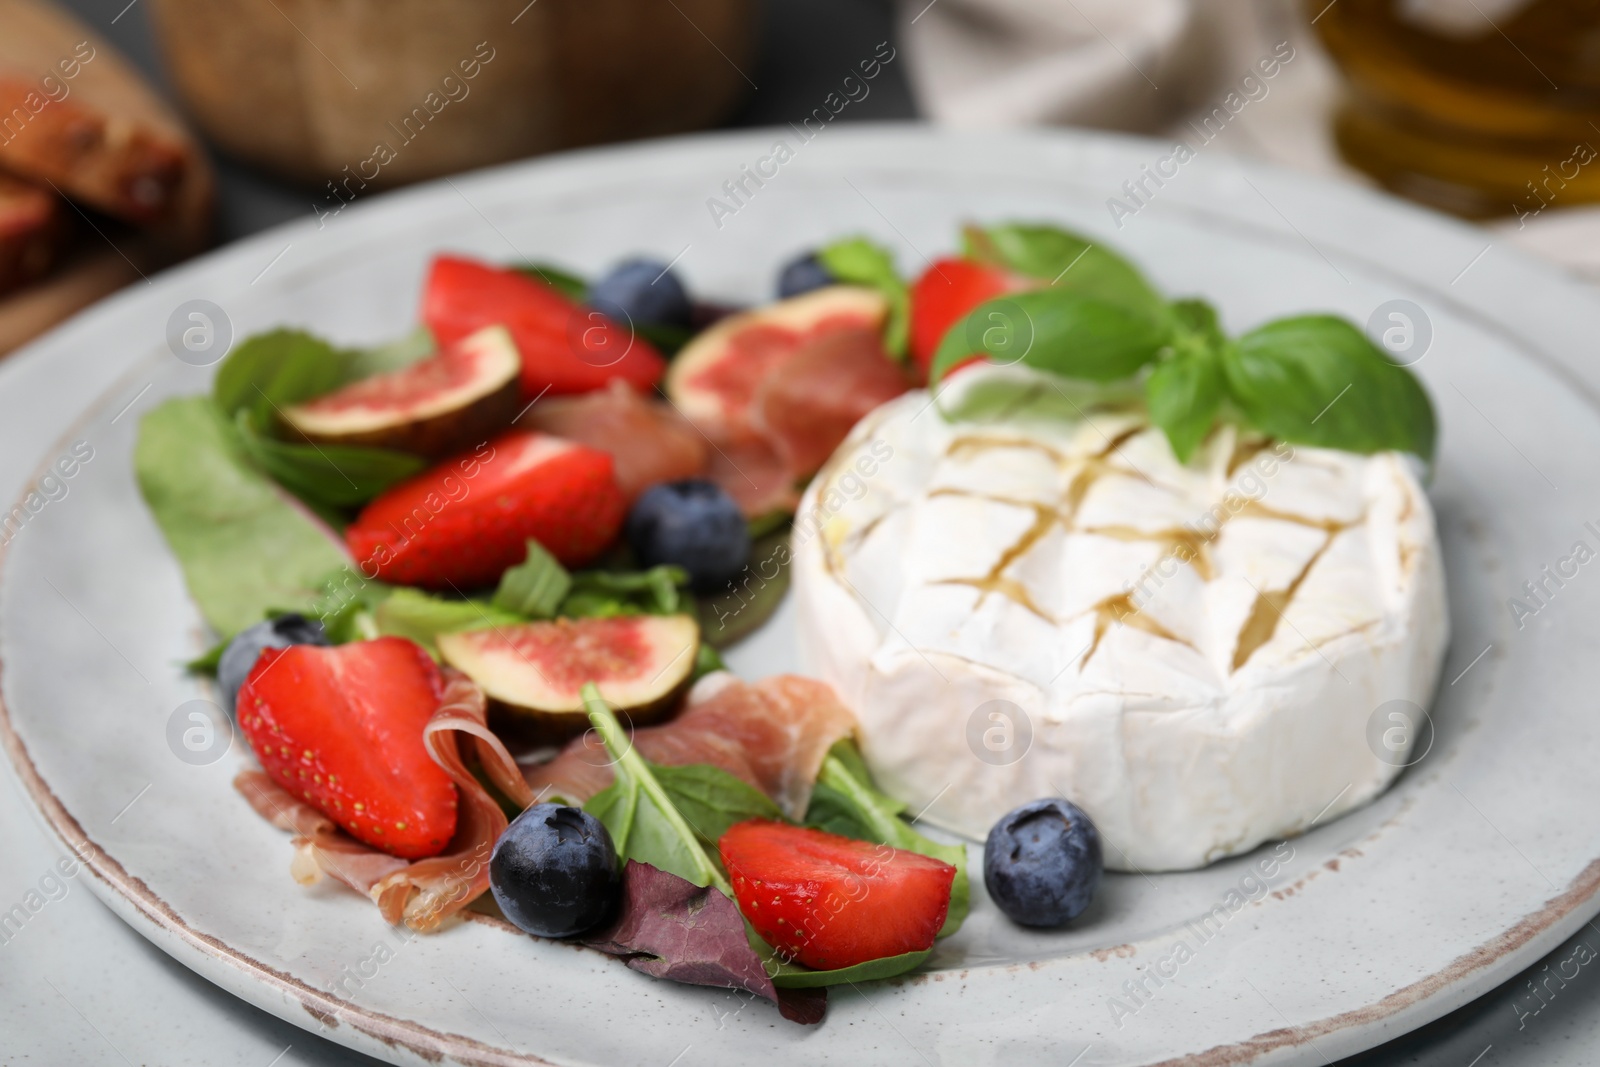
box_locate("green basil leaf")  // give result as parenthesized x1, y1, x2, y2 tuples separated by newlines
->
(374, 587, 520, 658)
(769, 949, 932, 988)
(929, 289, 1171, 387)
(805, 741, 969, 938)
(493, 540, 572, 618)
(582, 684, 733, 894)
(1223, 315, 1437, 461)
(135, 398, 350, 640)
(231, 410, 425, 509)
(1146, 347, 1224, 463)
(1169, 298, 1224, 346)
(965, 222, 1166, 318)
(816, 236, 910, 359)
(653, 763, 783, 847)
(514, 262, 588, 302)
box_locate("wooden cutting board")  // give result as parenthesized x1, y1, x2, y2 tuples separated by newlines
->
(0, 0, 213, 357)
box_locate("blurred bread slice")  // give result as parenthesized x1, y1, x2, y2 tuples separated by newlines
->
(0, 0, 213, 356)
(0, 173, 65, 295)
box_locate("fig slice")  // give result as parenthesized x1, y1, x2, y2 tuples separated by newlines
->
(665, 285, 888, 434)
(436, 613, 700, 737)
(282, 324, 522, 458)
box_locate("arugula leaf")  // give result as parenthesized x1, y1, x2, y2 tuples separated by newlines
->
(804, 741, 969, 937)
(930, 288, 1171, 386)
(374, 587, 521, 658)
(817, 236, 910, 359)
(231, 411, 424, 509)
(562, 565, 689, 618)
(135, 398, 350, 640)
(1223, 315, 1437, 461)
(770, 949, 933, 988)
(964, 222, 1166, 318)
(652, 763, 783, 846)
(493, 540, 572, 618)
(514, 262, 588, 302)
(581, 684, 734, 894)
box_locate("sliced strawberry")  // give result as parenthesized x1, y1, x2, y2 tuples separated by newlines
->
(720, 820, 956, 971)
(908, 256, 1024, 380)
(346, 430, 626, 589)
(237, 637, 456, 859)
(423, 255, 666, 397)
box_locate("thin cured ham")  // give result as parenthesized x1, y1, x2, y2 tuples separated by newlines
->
(518, 380, 707, 502)
(748, 325, 911, 477)
(234, 669, 532, 932)
(523, 673, 858, 820)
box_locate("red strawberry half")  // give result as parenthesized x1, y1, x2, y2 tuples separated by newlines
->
(237, 637, 457, 859)
(720, 820, 956, 971)
(908, 256, 1028, 380)
(423, 255, 666, 397)
(346, 430, 626, 589)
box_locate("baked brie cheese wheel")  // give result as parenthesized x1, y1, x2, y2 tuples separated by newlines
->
(792, 365, 1449, 872)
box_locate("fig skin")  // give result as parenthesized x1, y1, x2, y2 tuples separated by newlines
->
(437, 614, 701, 745)
(280, 372, 521, 460)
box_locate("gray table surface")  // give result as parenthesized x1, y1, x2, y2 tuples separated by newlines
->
(2, 1, 1596, 1063)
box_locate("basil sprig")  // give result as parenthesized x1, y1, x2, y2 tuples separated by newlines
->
(930, 226, 1437, 463)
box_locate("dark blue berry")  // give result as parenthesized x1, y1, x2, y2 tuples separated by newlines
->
(490, 804, 620, 938)
(775, 251, 834, 299)
(625, 479, 750, 592)
(983, 798, 1103, 927)
(217, 614, 327, 711)
(588, 258, 693, 328)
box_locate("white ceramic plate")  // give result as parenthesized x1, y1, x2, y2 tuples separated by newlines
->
(4, 127, 1600, 1067)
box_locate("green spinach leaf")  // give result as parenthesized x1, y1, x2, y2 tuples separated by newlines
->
(1223, 315, 1437, 461)
(817, 236, 910, 359)
(653, 763, 783, 847)
(769, 949, 933, 988)
(804, 740, 969, 937)
(231, 411, 424, 509)
(581, 684, 734, 895)
(135, 398, 350, 640)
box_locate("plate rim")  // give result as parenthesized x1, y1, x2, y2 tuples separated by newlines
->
(5, 122, 1600, 1067)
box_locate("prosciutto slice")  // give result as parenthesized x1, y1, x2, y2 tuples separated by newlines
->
(748, 325, 911, 477)
(519, 380, 707, 502)
(234, 668, 532, 932)
(523, 673, 857, 820)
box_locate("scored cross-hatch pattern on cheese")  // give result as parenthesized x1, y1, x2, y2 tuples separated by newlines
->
(794, 364, 1448, 871)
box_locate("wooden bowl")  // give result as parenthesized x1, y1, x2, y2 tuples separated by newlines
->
(146, 0, 756, 189)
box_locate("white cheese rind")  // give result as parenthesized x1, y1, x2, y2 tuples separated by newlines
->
(793, 365, 1449, 872)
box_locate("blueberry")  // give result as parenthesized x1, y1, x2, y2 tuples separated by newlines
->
(588, 258, 693, 328)
(983, 798, 1103, 927)
(625, 479, 750, 593)
(490, 804, 620, 938)
(775, 251, 834, 299)
(217, 614, 327, 710)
